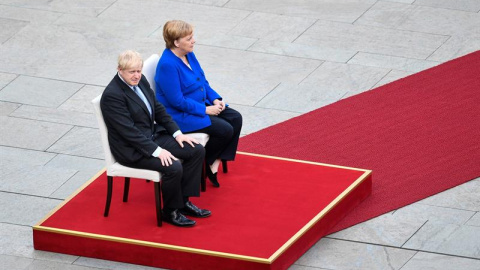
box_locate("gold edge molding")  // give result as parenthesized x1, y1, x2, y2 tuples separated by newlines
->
(237, 151, 370, 173)
(268, 170, 372, 261)
(34, 169, 106, 226)
(32, 225, 271, 264)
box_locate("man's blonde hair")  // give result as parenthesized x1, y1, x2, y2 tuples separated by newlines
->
(163, 20, 194, 49)
(118, 50, 143, 70)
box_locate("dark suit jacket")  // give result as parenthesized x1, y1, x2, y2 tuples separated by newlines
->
(100, 74, 180, 164)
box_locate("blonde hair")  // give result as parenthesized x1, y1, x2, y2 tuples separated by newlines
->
(163, 20, 194, 49)
(117, 50, 143, 70)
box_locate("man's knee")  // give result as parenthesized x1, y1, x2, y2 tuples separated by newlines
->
(162, 160, 183, 179)
(193, 143, 205, 158)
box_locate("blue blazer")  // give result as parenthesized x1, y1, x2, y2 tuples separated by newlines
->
(155, 49, 222, 132)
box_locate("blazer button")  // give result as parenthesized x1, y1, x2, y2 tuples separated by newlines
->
(197, 78, 200, 81)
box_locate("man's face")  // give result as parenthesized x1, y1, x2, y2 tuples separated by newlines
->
(118, 64, 142, 86)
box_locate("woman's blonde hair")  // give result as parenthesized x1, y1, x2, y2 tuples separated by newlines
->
(117, 50, 143, 70)
(163, 20, 194, 49)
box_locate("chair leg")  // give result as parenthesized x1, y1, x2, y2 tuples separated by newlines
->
(154, 181, 162, 227)
(222, 159, 228, 173)
(123, 177, 130, 202)
(104, 176, 113, 217)
(201, 160, 206, 192)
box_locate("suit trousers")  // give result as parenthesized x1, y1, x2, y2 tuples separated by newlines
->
(122, 134, 205, 209)
(190, 107, 242, 165)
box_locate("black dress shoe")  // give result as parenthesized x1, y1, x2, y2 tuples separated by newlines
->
(180, 201, 211, 218)
(162, 209, 196, 227)
(206, 165, 220, 187)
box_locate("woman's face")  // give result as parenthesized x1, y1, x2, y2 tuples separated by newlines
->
(175, 33, 195, 54)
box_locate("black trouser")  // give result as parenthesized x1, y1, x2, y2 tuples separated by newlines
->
(123, 134, 205, 210)
(190, 107, 242, 165)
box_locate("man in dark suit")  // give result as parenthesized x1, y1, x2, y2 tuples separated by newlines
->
(100, 50, 210, 227)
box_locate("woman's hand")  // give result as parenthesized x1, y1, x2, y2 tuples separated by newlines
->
(213, 99, 226, 111)
(206, 104, 223, 115)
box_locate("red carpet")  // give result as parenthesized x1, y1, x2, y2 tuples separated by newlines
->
(239, 50, 480, 233)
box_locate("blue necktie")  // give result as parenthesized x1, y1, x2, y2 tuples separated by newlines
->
(133, 85, 152, 115)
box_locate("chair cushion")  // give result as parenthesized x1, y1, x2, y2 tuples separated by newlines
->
(107, 162, 161, 182)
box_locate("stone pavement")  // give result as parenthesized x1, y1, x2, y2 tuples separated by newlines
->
(1, 0, 479, 269)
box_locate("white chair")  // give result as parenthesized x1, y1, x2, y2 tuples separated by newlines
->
(143, 54, 230, 191)
(92, 95, 163, 227)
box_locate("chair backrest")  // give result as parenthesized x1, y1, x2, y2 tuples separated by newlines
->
(143, 54, 160, 92)
(92, 95, 117, 167)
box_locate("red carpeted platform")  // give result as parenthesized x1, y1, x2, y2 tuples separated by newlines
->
(33, 152, 371, 270)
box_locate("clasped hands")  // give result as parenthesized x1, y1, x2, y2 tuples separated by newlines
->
(206, 99, 225, 116)
(157, 134, 199, 166)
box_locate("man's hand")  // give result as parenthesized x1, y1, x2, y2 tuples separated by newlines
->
(158, 149, 177, 166)
(175, 134, 199, 148)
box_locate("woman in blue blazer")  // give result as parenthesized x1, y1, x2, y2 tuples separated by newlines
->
(155, 20, 242, 187)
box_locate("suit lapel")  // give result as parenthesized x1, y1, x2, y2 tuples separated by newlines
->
(116, 75, 153, 121)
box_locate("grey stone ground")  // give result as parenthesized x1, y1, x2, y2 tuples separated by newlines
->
(1, 0, 479, 269)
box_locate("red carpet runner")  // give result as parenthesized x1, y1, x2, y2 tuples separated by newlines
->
(239, 50, 480, 233)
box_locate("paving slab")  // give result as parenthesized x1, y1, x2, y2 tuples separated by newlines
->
(0, 192, 61, 225)
(300, 61, 389, 98)
(46, 126, 104, 159)
(296, 238, 416, 270)
(0, 17, 28, 44)
(348, 52, 440, 73)
(0, 116, 72, 151)
(403, 222, 480, 259)
(0, 161, 76, 197)
(0, 101, 20, 116)
(58, 85, 120, 114)
(230, 12, 316, 42)
(428, 35, 480, 62)
(100, 0, 250, 35)
(225, 0, 377, 23)
(466, 212, 480, 227)
(195, 46, 321, 106)
(46, 154, 104, 200)
(413, 0, 480, 12)
(74, 256, 165, 270)
(392, 202, 476, 225)
(355, 1, 480, 36)
(1, 146, 56, 166)
(0, 254, 34, 270)
(1, 0, 116, 17)
(0, 223, 78, 262)
(231, 103, 300, 135)
(418, 178, 480, 212)
(401, 252, 480, 270)
(0, 24, 122, 86)
(372, 69, 413, 89)
(328, 212, 426, 247)
(248, 40, 356, 63)
(256, 82, 348, 113)
(0, 75, 83, 108)
(295, 20, 448, 59)
(0, 4, 63, 25)
(10, 105, 96, 128)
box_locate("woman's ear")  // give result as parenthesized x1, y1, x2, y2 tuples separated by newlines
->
(174, 40, 179, 48)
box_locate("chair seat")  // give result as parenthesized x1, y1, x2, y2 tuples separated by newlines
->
(107, 162, 161, 182)
(188, 132, 210, 146)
